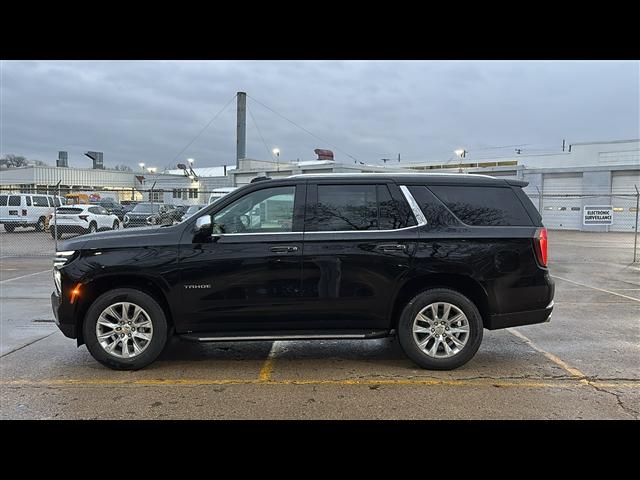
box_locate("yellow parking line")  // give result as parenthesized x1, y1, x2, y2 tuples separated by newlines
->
(2, 378, 638, 388)
(507, 328, 589, 384)
(258, 341, 280, 382)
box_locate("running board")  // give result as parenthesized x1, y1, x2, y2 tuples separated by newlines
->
(179, 329, 391, 342)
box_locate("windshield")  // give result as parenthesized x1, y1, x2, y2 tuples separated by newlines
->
(131, 203, 160, 213)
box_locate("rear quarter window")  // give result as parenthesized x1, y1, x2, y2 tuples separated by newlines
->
(428, 185, 533, 226)
(407, 186, 459, 228)
(32, 196, 49, 207)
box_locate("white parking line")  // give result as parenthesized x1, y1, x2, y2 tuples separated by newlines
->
(0, 269, 51, 284)
(551, 275, 640, 303)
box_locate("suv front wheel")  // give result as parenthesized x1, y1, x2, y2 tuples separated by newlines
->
(397, 288, 483, 370)
(83, 288, 169, 370)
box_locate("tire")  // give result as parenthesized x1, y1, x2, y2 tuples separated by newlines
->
(88, 222, 97, 234)
(112, 220, 119, 230)
(4, 224, 15, 233)
(35, 217, 45, 232)
(83, 288, 169, 370)
(397, 288, 483, 370)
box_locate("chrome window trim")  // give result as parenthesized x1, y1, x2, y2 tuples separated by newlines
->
(210, 184, 426, 236)
(399, 185, 428, 226)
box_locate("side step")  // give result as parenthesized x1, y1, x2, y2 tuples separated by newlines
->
(179, 329, 391, 342)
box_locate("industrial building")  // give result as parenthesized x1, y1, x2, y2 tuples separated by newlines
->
(404, 139, 640, 232)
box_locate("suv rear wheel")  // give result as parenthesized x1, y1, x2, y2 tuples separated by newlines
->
(83, 288, 169, 370)
(397, 288, 483, 370)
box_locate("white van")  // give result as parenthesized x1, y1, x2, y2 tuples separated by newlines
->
(0, 193, 61, 232)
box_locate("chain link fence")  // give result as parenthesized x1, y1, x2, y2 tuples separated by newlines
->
(1, 186, 639, 262)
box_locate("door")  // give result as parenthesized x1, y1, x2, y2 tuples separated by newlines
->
(611, 171, 640, 232)
(178, 183, 306, 332)
(299, 181, 419, 330)
(542, 174, 583, 230)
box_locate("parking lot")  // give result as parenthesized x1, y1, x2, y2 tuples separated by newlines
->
(0, 230, 638, 419)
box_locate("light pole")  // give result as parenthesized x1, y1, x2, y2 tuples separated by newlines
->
(272, 148, 280, 172)
(454, 149, 467, 173)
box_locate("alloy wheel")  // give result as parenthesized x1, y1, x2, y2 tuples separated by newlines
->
(412, 302, 470, 358)
(95, 302, 154, 358)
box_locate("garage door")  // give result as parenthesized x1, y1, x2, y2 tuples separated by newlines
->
(611, 171, 640, 232)
(542, 174, 583, 230)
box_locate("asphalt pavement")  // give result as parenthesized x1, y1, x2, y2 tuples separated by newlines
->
(1, 231, 638, 419)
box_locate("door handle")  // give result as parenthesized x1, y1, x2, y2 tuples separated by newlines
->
(270, 245, 299, 253)
(376, 244, 406, 252)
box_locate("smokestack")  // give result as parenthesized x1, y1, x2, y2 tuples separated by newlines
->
(236, 92, 246, 168)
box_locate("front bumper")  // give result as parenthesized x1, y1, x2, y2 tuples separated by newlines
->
(51, 291, 77, 339)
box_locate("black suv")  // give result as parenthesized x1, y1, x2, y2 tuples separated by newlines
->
(122, 202, 175, 228)
(51, 174, 553, 370)
(92, 199, 125, 220)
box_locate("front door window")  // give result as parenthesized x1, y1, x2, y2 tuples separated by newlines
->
(213, 186, 295, 234)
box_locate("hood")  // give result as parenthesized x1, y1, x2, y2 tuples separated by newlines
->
(58, 224, 183, 251)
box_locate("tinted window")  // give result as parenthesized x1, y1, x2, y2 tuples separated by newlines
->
(57, 207, 83, 214)
(0, 195, 7, 206)
(32, 196, 49, 207)
(213, 186, 295, 234)
(8, 196, 21, 206)
(88, 207, 100, 214)
(25, 196, 32, 206)
(378, 185, 416, 230)
(53, 197, 61, 207)
(429, 186, 533, 226)
(311, 185, 378, 231)
(132, 203, 161, 213)
(407, 186, 458, 228)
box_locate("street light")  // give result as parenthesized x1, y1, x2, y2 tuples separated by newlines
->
(147, 167, 157, 174)
(187, 158, 195, 165)
(454, 149, 467, 158)
(272, 148, 280, 172)
(138, 162, 145, 172)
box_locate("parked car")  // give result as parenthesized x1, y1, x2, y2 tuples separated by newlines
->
(122, 203, 174, 228)
(0, 193, 61, 232)
(92, 199, 125, 220)
(162, 204, 183, 223)
(51, 173, 554, 370)
(50, 204, 120, 238)
(182, 204, 206, 219)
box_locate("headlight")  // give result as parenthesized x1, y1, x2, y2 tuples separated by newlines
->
(53, 268, 62, 294)
(146, 215, 157, 225)
(53, 250, 75, 294)
(124, 215, 130, 223)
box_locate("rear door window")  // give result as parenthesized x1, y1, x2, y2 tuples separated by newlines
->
(310, 184, 378, 231)
(25, 196, 32, 206)
(378, 185, 416, 229)
(407, 186, 459, 228)
(428, 185, 533, 226)
(8, 196, 21, 206)
(32, 196, 49, 207)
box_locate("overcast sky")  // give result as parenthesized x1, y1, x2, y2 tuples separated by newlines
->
(1, 60, 638, 170)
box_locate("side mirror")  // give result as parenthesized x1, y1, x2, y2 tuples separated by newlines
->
(195, 215, 212, 232)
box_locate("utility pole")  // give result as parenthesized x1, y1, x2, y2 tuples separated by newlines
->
(398, 153, 401, 163)
(236, 92, 247, 169)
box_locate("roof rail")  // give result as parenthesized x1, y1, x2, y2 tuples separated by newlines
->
(250, 176, 272, 183)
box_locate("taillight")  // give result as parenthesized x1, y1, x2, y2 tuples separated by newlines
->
(79, 215, 89, 222)
(534, 227, 548, 267)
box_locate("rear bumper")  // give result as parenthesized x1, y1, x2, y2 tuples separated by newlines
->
(485, 301, 554, 330)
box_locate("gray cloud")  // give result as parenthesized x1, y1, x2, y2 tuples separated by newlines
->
(1, 60, 638, 169)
